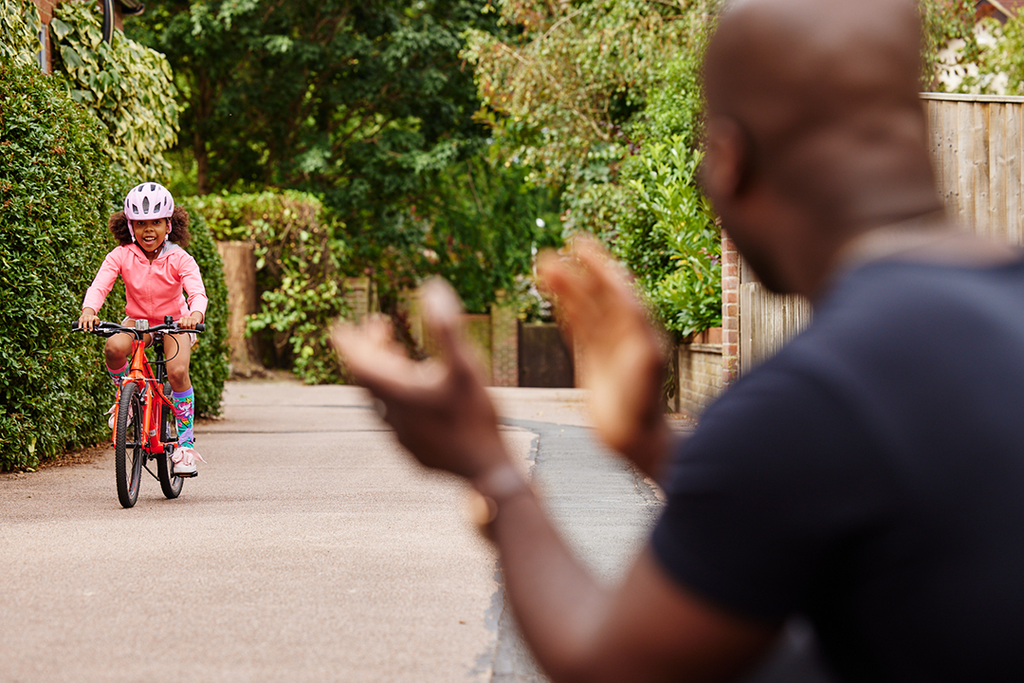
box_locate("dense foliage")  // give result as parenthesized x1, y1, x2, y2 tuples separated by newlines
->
(49, 1, 179, 178)
(919, 0, 981, 90)
(467, 0, 720, 337)
(0, 55, 122, 470)
(185, 191, 348, 383)
(612, 48, 720, 337)
(173, 206, 231, 415)
(0, 0, 40, 65)
(917, 0, 1024, 96)
(992, 14, 1024, 95)
(464, 0, 709, 189)
(0, 47, 226, 470)
(127, 0, 560, 321)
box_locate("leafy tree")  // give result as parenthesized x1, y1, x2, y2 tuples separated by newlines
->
(466, 0, 719, 336)
(991, 13, 1024, 95)
(128, 0, 559, 318)
(413, 158, 561, 314)
(464, 0, 714, 214)
(918, 0, 980, 90)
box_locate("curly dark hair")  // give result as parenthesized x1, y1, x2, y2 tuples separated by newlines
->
(108, 206, 192, 249)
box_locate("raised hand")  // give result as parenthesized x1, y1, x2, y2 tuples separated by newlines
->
(536, 237, 671, 481)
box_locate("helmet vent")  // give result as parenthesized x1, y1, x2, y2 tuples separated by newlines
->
(124, 182, 174, 222)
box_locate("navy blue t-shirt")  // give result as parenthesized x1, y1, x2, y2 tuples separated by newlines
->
(652, 258, 1024, 682)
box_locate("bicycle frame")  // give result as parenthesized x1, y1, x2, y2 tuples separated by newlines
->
(114, 330, 177, 458)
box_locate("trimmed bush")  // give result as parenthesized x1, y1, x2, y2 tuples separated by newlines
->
(186, 191, 348, 384)
(0, 55, 123, 470)
(177, 206, 230, 416)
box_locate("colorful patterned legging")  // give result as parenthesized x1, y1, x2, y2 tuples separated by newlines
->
(171, 387, 195, 448)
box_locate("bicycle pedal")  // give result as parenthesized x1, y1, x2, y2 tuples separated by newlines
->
(175, 471, 198, 478)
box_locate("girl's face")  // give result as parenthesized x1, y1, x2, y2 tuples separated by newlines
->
(133, 217, 170, 254)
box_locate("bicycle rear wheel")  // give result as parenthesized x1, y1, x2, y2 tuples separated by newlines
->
(114, 382, 145, 508)
(157, 398, 183, 499)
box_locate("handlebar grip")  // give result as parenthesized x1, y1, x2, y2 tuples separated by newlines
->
(71, 321, 81, 331)
(195, 323, 205, 333)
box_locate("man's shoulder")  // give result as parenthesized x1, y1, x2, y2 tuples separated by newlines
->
(802, 257, 1024, 348)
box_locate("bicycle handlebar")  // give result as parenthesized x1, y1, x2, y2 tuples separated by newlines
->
(72, 319, 206, 338)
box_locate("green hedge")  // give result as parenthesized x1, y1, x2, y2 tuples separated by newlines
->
(0, 56, 228, 471)
(175, 206, 230, 417)
(1, 55, 123, 470)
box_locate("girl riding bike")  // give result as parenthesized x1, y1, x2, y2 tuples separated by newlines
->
(78, 183, 209, 476)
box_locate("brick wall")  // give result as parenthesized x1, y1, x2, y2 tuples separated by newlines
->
(33, 0, 58, 73)
(34, 0, 58, 23)
(405, 289, 520, 387)
(720, 229, 741, 387)
(342, 276, 374, 326)
(676, 327, 723, 417)
(216, 241, 260, 375)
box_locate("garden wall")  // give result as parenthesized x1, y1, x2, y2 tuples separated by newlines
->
(674, 327, 723, 418)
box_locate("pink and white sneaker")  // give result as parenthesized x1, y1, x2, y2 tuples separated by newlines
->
(171, 446, 206, 477)
(105, 401, 133, 430)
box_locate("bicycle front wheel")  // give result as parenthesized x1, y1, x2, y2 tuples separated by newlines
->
(114, 382, 145, 508)
(157, 400, 183, 499)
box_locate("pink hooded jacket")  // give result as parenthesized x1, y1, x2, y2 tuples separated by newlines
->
(82, 242, 208, 325)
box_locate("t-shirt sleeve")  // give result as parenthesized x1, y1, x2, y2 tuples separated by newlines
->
(651, 361, 887, 621)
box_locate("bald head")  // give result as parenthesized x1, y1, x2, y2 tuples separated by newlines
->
(702, 0, 943, 294)
(707, 0, 924, 125)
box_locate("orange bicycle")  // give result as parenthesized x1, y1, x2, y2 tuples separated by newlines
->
(73, 316, 205, 508)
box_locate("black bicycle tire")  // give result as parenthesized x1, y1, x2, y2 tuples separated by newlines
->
(114, 382, 144, 508)
(157, 400, 183, 499)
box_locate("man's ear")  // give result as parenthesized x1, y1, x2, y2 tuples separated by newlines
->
(701, 117, 750, 200)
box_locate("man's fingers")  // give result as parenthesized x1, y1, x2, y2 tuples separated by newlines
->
(332, 316, 451, 407)
(333, 321, 415, 396)
(537, 243, 622, 343)
(570, 235, 643, 306)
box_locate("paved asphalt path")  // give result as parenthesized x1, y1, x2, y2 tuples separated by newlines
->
(1, 379, 683, 682)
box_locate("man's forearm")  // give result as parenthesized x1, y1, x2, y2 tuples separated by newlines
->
(620, 413, 673, 484)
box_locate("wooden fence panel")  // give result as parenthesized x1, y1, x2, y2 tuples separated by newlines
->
(735, 94, 1024, 377)
(739, 284, 814, 372)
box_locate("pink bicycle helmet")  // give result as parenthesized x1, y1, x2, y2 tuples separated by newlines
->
(123, 182, 174, 242)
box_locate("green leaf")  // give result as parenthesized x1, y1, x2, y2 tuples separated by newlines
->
(59, 44, 85, 69)
(50, 17, 72, 41)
